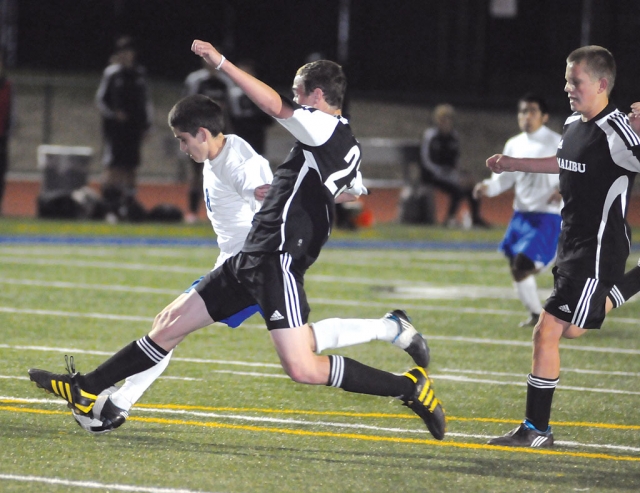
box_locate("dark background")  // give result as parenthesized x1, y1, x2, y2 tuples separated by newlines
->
(10, 0, 640, 109)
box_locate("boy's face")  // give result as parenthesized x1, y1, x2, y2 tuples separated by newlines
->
(564, 60, 605, 118)
(435, 114, 453, 134)
(517, 101, 548, 134)
(173, 127, 207, 163)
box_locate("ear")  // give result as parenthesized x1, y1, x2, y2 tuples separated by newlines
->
(197, 127, 209, 142)
(541, 113, 549, 124)
(312, 87, 324, 105)
(599, 78, 609, 95)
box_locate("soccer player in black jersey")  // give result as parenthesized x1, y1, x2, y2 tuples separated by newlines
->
(486, 46, 640, 447)
(27, 40, 445, 440)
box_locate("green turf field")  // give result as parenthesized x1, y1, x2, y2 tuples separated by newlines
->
(0, 219, 639, 492)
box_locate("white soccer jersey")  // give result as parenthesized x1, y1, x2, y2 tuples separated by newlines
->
(482, 125, 562, 214)
(203, 134, 273, 269)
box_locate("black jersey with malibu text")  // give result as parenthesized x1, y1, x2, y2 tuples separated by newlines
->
(556, 103, 640, 283)
(242, 100, 362, 269)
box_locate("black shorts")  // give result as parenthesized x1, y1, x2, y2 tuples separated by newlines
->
(544, 267, 612, 329)
(194, 251, 310, 330)
(102, 124, 144, 169)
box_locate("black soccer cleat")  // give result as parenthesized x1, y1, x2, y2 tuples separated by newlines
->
(386, 309, 430, 368)
(518, 313, 540, 328)
(402, 366, 446, 440)
(71, 395, 128, 435)
(28, 355, 97, 415)
(488, 421, 554, 448)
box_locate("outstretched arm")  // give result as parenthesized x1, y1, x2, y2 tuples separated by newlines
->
(486, 154, 559, 174)
(191, 40, 294, 120)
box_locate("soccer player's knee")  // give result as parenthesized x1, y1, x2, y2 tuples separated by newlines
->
(281, 358, 322, 384)
(532, 323, 561, 348)
(153, 307, 174, 331)
(512, 253, 536, 272)
(511, 253, 536, 280)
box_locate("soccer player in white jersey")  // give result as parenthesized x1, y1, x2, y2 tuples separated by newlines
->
(474, 94, 562, 327)
(29, 41, 445, 440)
(485, 46, 640, 447)
(65, 94, 429, 430)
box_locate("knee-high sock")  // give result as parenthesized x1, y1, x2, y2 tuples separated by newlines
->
(188, 189, 200, 214)
(312, 318, 398, 353)
(109, 350, 173, 412)
(525, 373, 558, 431)
(80, 335, 169, 394)
(609, 265, 640, 308)
(326, 355, 414, 398)
(515, 276, 542, 315)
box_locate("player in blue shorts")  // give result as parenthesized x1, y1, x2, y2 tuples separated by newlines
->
(474, 94, 562, 327)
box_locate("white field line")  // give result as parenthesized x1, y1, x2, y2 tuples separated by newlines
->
(2, 312, 640, 357)
(0, 345, 282, 368)
(2, 293, 636, 327)
(4, 353, 639, 394)
(0, 246, 216, 260)
(1, 263, 638, 305)
(0, 474, 223, 493)
(0, 255, 513, 279)
(0, 374, 204, 382)
(1, 395, 638, 454)
(441, 367, 640, 378)
(0, 249, 502, 263)
(0, 257, 204, 274)
(0, 278, 178, 295)
(7, 364, 639, 383)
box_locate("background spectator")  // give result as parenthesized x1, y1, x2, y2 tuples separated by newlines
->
(96, 35, 153, 222)
(420, 104, 489, 228)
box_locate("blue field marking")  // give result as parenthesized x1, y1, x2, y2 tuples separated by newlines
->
(0, 235, 498, 250)
(327, 239, 498, 251)
(2, 235, 639, 252)
(0, 235, 218, 247)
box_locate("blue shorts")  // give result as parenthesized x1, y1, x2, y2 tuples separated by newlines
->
(499, 211, 562, 269)
(185, 276, 262, 328)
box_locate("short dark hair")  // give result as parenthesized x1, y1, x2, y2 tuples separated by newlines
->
(518, 93, 549, 115)
(168, 94, 225, 137)
(296, 60, 346, 108)
(567, 45, 616, 95)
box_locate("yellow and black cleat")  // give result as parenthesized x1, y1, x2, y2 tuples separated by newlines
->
(402, 366, 446, 440)
(28, 355, 97, 415)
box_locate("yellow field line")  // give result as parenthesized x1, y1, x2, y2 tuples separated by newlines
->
(3, 398, 640, 431)
(1, 404, 638, 462)
(133, 403, 640, 431)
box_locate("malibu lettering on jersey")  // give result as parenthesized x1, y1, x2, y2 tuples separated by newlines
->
(557, 158, 586, 173)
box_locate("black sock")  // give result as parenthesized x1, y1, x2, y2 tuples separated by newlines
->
(326, 355, 414, 398)
(188, 189, 200, 214)
(525, 373, 558, 431)
(80, 335, 168, 394)
(610, 266, 640, 308)
(101, 185, 123, 214)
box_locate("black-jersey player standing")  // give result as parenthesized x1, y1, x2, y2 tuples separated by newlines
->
(28, 40, 446, 440)
(486, 46, 640, 447)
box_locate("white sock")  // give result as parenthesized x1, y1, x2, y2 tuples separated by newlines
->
(515, 276, 543, 315)
(110, 350, 173, 411)
(311, 318, 398, 353)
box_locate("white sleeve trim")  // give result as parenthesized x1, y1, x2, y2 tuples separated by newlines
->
(276, 106, 339, 147)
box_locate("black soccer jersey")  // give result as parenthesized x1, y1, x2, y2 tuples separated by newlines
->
(556, 103, 640, 283)
(242, 100, 362, 268)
